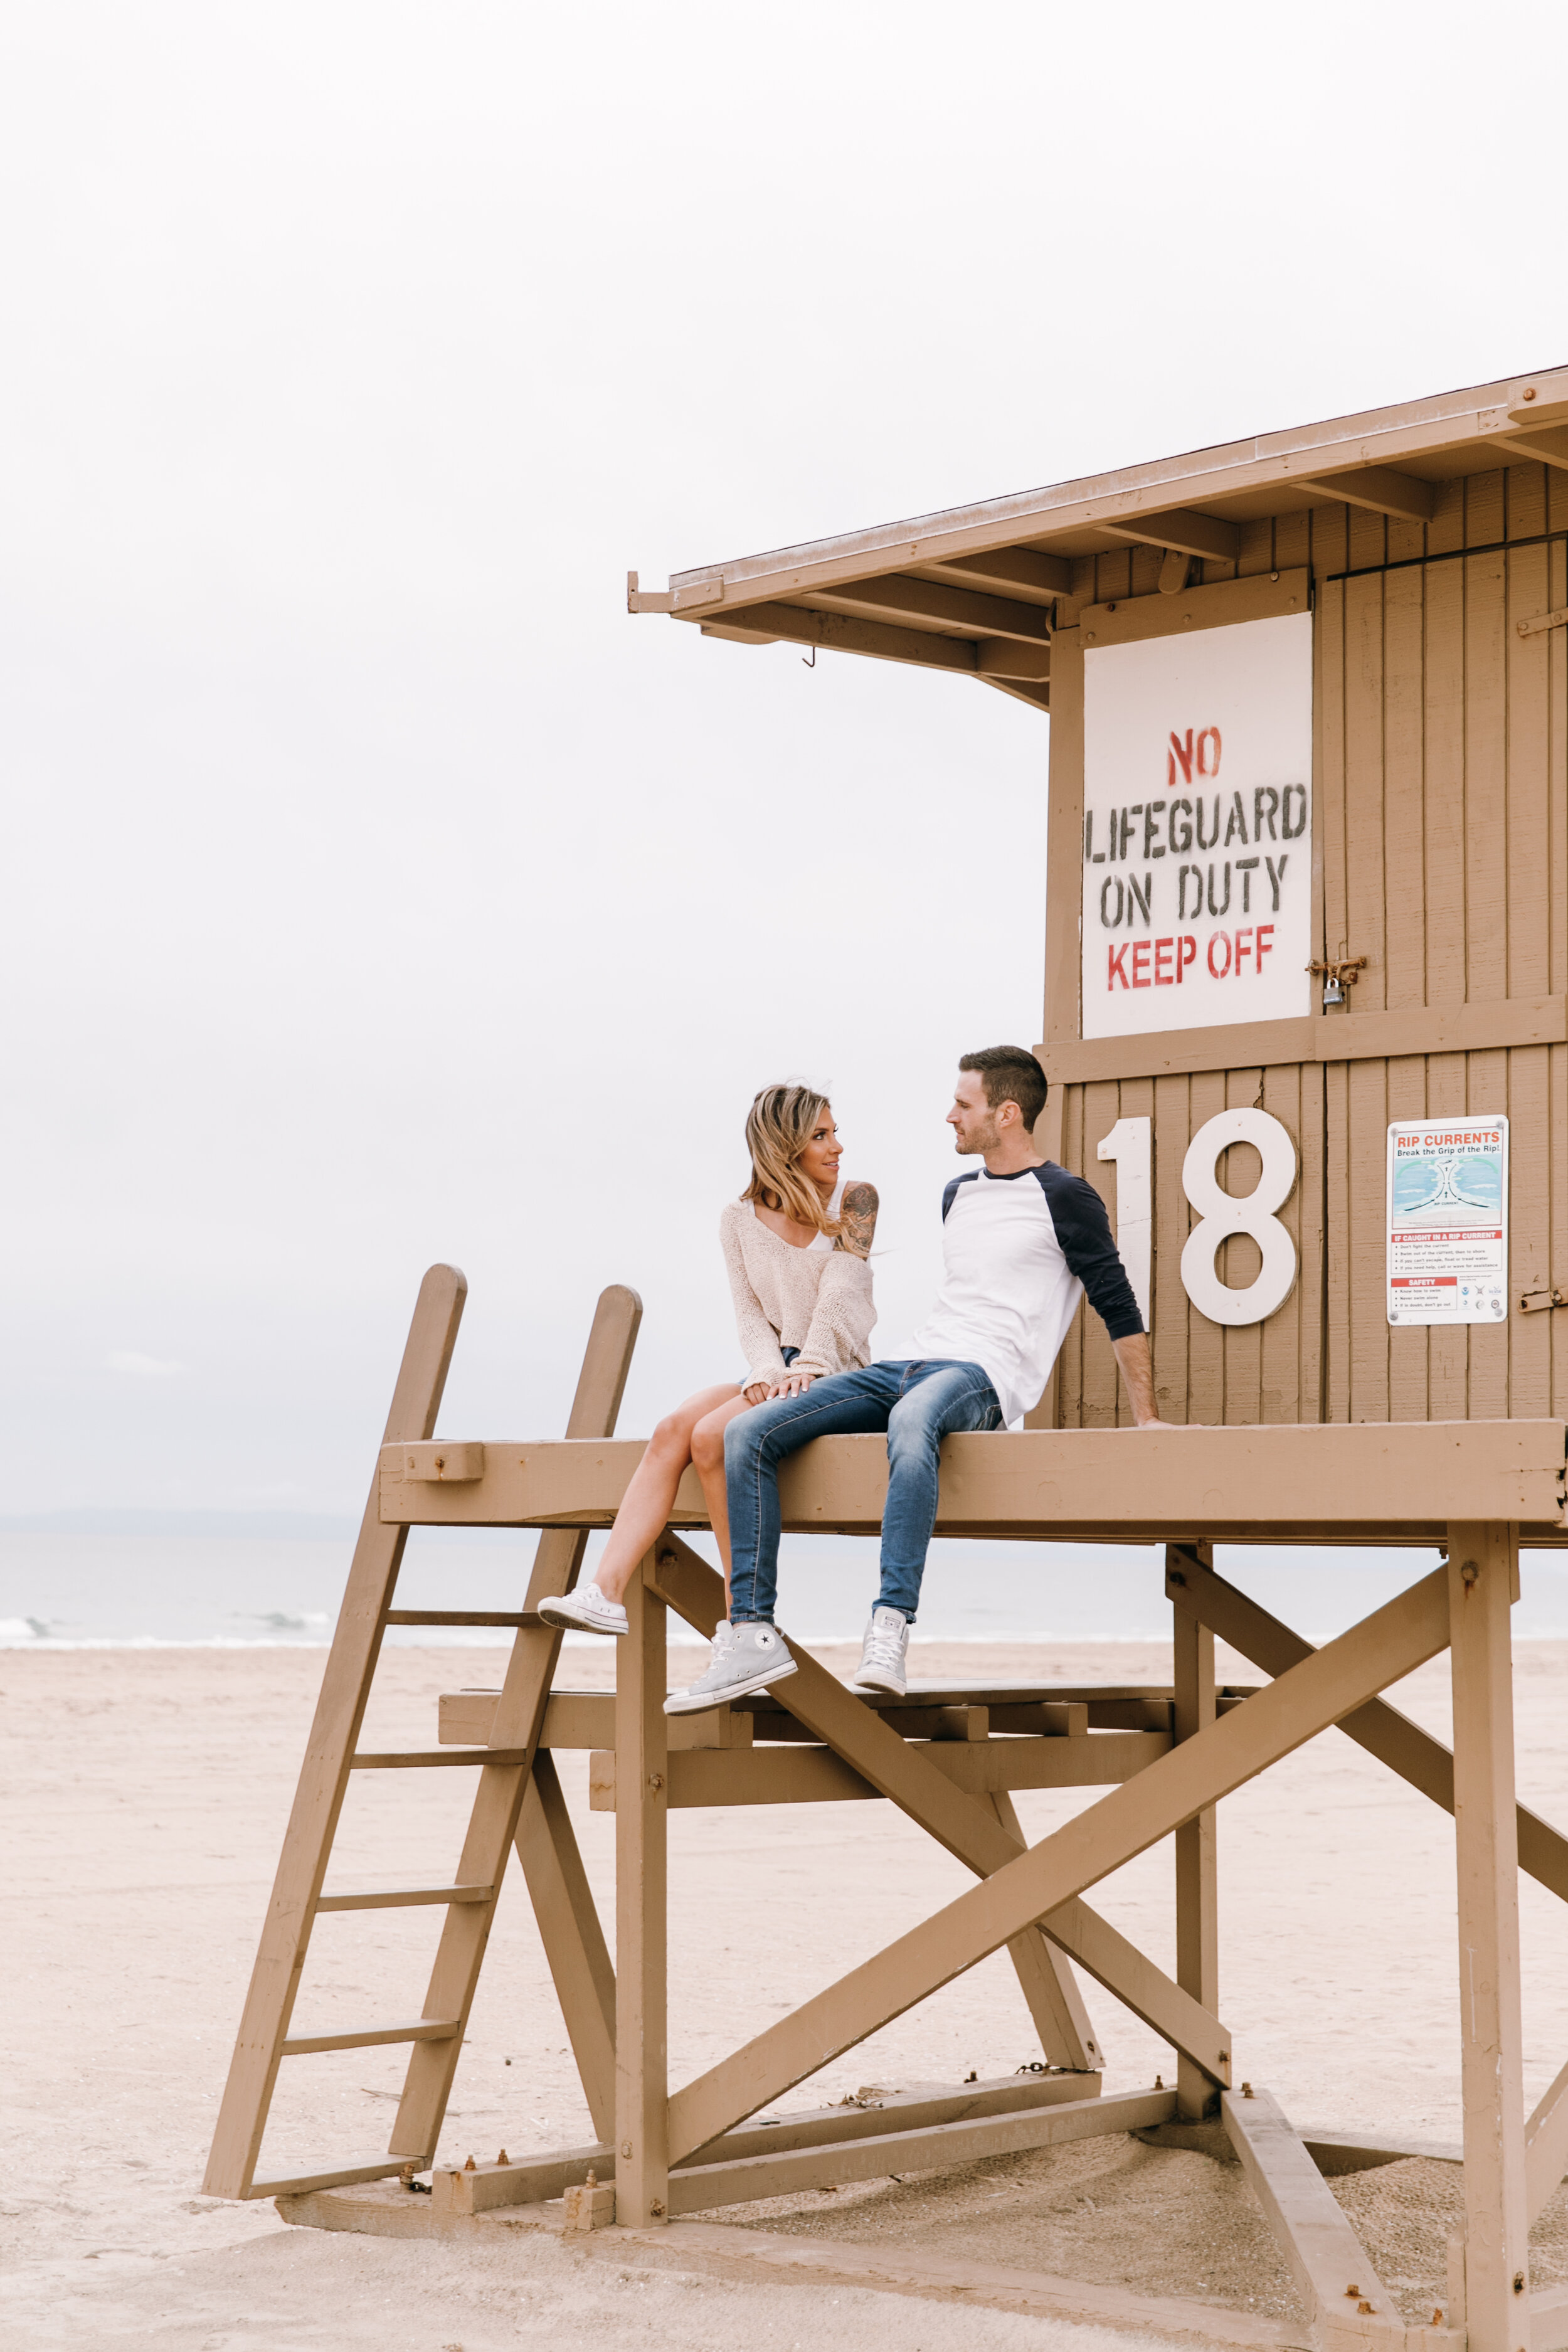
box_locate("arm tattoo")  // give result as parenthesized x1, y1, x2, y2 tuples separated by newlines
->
(835, 1180, 879, 1259)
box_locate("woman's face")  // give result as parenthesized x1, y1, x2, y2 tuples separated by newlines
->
(795, 1106, 843, 1194)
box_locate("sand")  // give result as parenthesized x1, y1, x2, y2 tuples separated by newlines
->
(9, 1635, 1568, 2349)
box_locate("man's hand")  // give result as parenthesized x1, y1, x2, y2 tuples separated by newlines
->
(1110, 1332, 1176, 1429)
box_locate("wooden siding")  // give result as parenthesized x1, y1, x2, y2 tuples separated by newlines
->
(1037, 462, 1568, 1428)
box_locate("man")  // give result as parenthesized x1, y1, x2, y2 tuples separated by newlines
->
(665, 1046, 1167, 1715)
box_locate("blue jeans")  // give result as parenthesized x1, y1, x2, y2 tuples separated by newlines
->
(724, 1360, 1003, 1624)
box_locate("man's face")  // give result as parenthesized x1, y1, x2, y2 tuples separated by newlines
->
(946, 1069, 1005, 1156)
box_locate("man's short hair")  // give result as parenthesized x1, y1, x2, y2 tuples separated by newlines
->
(958, 1046, 1048, 1131)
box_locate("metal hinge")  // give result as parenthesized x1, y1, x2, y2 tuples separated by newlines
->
(1519, 1288, 1568, 1314)
(1518, 606, 1568, 641)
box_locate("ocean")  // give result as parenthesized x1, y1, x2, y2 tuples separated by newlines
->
(6, 1520, 1568, 1650)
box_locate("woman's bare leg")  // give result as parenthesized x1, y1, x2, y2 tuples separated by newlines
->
(591, 1384, 741, 1604)
(691, 1394, 762, 1608)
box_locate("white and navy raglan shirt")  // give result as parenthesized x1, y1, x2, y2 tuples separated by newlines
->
(909, 1162, 1144, 1426)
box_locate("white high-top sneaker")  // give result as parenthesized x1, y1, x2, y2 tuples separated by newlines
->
(663, 1620, 797, 1715)
(852, 1606, 910, 1697)
(536, 1578, 628, 1637)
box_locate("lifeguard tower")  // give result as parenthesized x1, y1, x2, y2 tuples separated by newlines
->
(206, 366, 1568, 2351)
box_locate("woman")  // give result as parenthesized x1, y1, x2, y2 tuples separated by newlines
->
(538, 1084, 877, 1636)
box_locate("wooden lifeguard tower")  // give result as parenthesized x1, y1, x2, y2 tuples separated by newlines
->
(206, 366, 1568, 2351)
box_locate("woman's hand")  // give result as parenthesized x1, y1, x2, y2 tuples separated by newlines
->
(743, 1381, 771, 1407)
(767, 1370, 815, 1399)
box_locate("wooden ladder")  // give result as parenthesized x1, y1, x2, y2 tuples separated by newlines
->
(203, 1264, 641, 2199)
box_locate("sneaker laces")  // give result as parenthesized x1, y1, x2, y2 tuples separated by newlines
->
(861, 1618, 905, 1675)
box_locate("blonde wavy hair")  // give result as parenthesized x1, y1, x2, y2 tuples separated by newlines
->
(742, 1084, 841, 1238)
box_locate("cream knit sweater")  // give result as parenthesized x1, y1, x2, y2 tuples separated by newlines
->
(719, 1190, 876, 1391)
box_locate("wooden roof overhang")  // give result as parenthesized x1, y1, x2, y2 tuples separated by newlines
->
(627, 364, 1568, 716)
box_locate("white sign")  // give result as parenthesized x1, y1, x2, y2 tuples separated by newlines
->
(1385, 1118, 1508, 1326)
(1081, 612, 1313, 1039)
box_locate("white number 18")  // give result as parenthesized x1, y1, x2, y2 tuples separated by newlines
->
(1096, 1108, 1298, 1330)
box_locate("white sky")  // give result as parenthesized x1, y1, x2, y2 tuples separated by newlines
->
(4, 2, 1565, 1512)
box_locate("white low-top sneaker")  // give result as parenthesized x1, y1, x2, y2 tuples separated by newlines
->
(536, 1579, 628, 1637)
(851, 1605, 909, 1697)
(664, 1620, 797, 1715)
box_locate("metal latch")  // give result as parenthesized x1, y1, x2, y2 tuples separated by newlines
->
(1306, 954, 1367, 1007)
(1518, 607, 1568, 641)
(1519, 1288, 1568, 1315)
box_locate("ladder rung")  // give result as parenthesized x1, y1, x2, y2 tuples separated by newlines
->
(349, 1748, 531, 1769)
(280, 2018, 463, 2056)
(248, 2159, 416, 2198)
(385, 1610, 543, 1628)
(315, 1882, 494, 1912)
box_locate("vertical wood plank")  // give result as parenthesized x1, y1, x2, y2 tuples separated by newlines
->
(1468, 1046, 1510, 1421)
(1383, 566, 1428, 1007)
(1427, 1054, 1470, 1418)
(1505, 543, 1551, 1000)
(1506, 1047, 1550, 1418)
(1172, 1544, 1218, 2121)
(1428, 475, 1466, 559)
(203, 1264, 468, 2197)
(1447, 1525, 1529, 2352)
(1318, 578, 1348, 981)
(1044, 623, 1085, 1046)
(1273, 507, 1310, 575)
(1347, 1057, 1390, 1423)
(615, 1558, 669, 2225)
(1222, 1067, 1264, 1424)
(1424, 558, 1467, 1007)
(1343, 569, 1387, 1006)
(1297, 1061, 1327, 1423)
(1386, 1056, 1429, 1423)
(1115, 1075, 1155, 1427)
(1060, 1082, 1086, 1428)
(1324, 1057, 1351, 1421)
(1081, 1080, 1121, 1428)
(1153, 1071, 1192, 1424)
(1554, 1046, 1568, 1421)
(1187, 1069, 1227, 1426)
(1259, 1065, 1303, 1424)
(1466, 550, 1510, 1007)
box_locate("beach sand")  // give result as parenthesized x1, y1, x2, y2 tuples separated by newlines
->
(9, 1636, 1568, 2349)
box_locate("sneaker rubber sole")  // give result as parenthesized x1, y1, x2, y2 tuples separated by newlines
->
(850, 1666, 906, 1697)
(662, 1651, 798, 1717)
(536, 1592, 628, 1636)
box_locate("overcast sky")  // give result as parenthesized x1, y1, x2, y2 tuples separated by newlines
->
(5, 2, 1565, 1514)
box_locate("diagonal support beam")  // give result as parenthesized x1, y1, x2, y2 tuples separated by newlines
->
(1096, 507, 1240, 563)
(1527, 2057, 1568, 2225)
(665, 1565, 1451, 2164)
(1222, 2087, 1402, 2336)
(1165, 1552, 1568, 1904)
(650, 1539, 1226, 2081)
(515, 1752, 617, 2143)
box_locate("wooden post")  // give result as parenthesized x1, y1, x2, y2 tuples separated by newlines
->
(1448, 1523, 1529, 2352)
(615, 1552, 669, 2223)
(1171, 1541, 1218, 2119)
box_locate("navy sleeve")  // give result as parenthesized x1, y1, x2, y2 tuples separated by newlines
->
(1036, 1164, 1144, 1339)
(941, 1172, 978, 1223)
